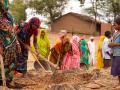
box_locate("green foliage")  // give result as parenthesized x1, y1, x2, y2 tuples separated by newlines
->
(28, 0, 68, 22)
(107, 0, 120, 18)
(80, 0, 120, 22)
(10, 0, 26, 22)
(83, 0, 107, 16)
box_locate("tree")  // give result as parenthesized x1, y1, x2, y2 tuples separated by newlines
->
(107, 0, 120, 20)
(10, 0, 26, 22)
(28, 0, 68, 22)
(80, 0, 120, 22)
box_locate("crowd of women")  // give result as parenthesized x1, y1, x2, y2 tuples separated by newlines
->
(45, 30, 111, 71)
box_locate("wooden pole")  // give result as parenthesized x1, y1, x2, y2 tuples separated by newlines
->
(28, 46, 57, 69)
(17, 37, 57, 69)
(0, 55, 6, 90)
(30, 50, 46, 71)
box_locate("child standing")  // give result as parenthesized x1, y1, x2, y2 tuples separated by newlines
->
(102, 31, 112, 68)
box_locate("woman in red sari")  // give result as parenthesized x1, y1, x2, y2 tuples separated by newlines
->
(17, 17, 41, 75)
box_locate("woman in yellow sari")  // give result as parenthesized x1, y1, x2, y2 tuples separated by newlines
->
(96, 36, 105, 69)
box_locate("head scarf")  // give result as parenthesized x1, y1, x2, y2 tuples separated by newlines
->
(81, 39, 87, 46)
(80, 39, 87, 52)
(0, 18, 11, 32)
(24, 17, 41, 32)
(39, 29, 49, 40)
(37, 29, 50, 56)
(70, 35, 80, 45)
(29, 17, 41, 29)
(0, 18, 16, 48)
(70, 35, 80, 55)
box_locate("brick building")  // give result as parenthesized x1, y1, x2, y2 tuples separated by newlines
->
(51, 12, 111, 35)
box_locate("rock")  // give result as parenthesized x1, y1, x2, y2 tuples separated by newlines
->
(86, 83, 101, 89)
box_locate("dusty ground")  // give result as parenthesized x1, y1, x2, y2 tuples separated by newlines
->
(1, 68, 119, 90)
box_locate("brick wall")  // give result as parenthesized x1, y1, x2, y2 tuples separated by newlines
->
(101, 23, 112, 35)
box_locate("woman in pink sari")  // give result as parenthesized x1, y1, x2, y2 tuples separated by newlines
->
(61, 38, 72, 70)
(61, 35, 80, 70)
(70, 35, 80, 68)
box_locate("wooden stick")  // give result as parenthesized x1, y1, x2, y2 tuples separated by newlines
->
(44, 53, 60, 89)
(0, 55, 7, 90)
(28, 46, 57, 69)
(17, 37, 57, 69)
(30, 51, 46, 71)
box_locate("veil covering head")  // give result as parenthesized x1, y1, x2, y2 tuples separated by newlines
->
(0, 18, 11, 32)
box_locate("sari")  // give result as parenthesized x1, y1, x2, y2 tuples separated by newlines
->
(49, 36, 69, 67)
(49, 33, 66, 65)
(48, 39, 62, 65)
(70, 35, 80, 68)
(60, 38, 72, 70)
(33, 29, 51, 71)
(17, 17, 40, 73)
(37, 29, 50, 57)
(0, 18, 20, 82)
(96, 36, 105, 69)
(80, 39, 89, 67)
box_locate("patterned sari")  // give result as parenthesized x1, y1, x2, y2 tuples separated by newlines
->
(0, 18, 21, 82)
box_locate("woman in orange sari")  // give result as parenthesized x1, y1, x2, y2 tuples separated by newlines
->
(48, 30, 67, 67)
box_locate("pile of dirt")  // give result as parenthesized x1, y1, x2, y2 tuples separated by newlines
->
(13, 68, 93, 90)
(50, 69, 92, 84)
(5, 68, 119, 90)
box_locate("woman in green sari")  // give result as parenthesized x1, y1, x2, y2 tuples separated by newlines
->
(37, 29, 50, 57)
(80, 39, 90, 69)
(33, 29, 51, 71)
